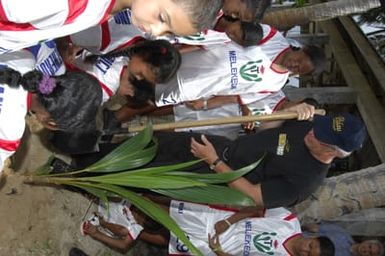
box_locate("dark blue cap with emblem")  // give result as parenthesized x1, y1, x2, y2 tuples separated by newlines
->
(313, 113, 366, 152)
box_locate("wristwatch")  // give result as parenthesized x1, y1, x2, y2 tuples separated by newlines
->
(209, 158, 222, 170)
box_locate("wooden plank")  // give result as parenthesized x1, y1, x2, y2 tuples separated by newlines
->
(287, 33, 329, 45)
(284, 87, 356, 104)
(339, 17, 385, 93)
(319, 20, 385, 161)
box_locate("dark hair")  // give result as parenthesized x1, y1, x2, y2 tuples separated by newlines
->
(129, 76, 155, 103)
(318, 236, 335, 256)
(254, 0, 272, 21)
(174, 0, 222, 32)
(241, 22, 263, 47)
(104, 39, 181, 83)
(0, 69, 102, 133)
(302, 44, 327, 75)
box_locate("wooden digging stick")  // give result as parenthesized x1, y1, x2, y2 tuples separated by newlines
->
(127, 109, 326, 133)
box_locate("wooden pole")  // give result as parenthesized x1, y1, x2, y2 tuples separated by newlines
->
(127, 109, 326, 133)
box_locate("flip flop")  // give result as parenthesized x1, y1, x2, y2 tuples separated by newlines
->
(80, 220, 89, 236)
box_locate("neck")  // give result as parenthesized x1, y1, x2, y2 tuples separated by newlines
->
(285, 235, 302, 255)
(274, 49, 291, 66)
(304, 141, 334, 164)
(308, 149, 334, 164)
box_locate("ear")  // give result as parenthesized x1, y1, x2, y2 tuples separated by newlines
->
(46, 120, 59, 131)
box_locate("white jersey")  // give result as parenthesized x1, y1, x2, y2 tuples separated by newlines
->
(155, 42, 289, 106)
(70, 9, 145, 55)
(0, 0, 114, 53)
(27, 40, 66, 76)
(71, 52, 129, 104)
(169, 201, 301, 256)
(171, 29, 230, 49)
(173, 90, 286, 140)
(98, 200, 143, 240)
(259, 24, 290, 62)
(0, 50, 36, 171)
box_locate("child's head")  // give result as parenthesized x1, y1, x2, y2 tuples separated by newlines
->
(107, 39, 180, 84)
(129, 0, 222, 36)
(0, 68, 102, 132)
(225, 21, 263, 47)
(282, 45, 327, 75)
(222, 0, 260, 22)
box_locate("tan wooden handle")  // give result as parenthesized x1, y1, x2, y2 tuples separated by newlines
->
(127, 109, 326, 133)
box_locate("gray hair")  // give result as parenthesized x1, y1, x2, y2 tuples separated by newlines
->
(174, 0, 223, 31)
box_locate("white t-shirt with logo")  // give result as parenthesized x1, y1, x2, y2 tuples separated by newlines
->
(0, 50, 36, 171)
(169, 201, 301, 256)
(155, 42, 289, 107)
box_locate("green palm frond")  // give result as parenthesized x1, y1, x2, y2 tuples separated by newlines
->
(153, 184, 255, 206)
(70, 183, 202, 256)
(27, 126, 264, 255)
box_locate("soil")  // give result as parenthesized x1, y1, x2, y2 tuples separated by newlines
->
(0, 118, 167, 256)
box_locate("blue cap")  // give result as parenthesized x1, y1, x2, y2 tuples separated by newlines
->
(313, 113, 366, 152)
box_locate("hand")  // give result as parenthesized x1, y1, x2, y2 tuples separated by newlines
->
(240, 105, 255, 131)
(214, 219, 231, 236)
(82, 221, 99, 236)
(208, 233, 222, 252)
(185, 99, 206, 110)
(190, 134, 219, 165)
(284, 102, 315, 120)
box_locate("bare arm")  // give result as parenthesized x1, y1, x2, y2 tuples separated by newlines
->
(84, 222, 134, 253)
(190, 135, 264, 207)
(138, 231, 169, 246)
(214, 206, 264, 235)
(185, 96, 239, 110)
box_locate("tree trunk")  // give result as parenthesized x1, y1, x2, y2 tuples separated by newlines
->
(263, 0, 381, 30)
(292, 163, 385, 223)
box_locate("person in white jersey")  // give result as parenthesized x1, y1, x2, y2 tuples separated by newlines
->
(0, 0, 222, 53)
(69, 39, 181, 105)
(0, 50, 102, 172)
(81, 199, 335, 256)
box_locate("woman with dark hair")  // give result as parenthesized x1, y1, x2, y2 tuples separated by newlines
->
(70, 39, 181, 104)
(0, 50, 102, 171)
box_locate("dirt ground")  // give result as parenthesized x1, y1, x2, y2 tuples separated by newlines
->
(0, 118, 167, 256)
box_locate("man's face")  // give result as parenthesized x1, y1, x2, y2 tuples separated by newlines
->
(282, 50, 315, 75)
(297, 237, 321, 256)
(357, 241, 382, 256)
(130, 0, 197, 36)
(222, 0, 255, 22)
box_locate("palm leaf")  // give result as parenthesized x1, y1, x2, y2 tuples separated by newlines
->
(77, 174, 208, 189)
(153, 184, 255, 206)
(83, 140, 158, 173)
(77, 182, 203, 256)
(166, 157, 264, 184)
